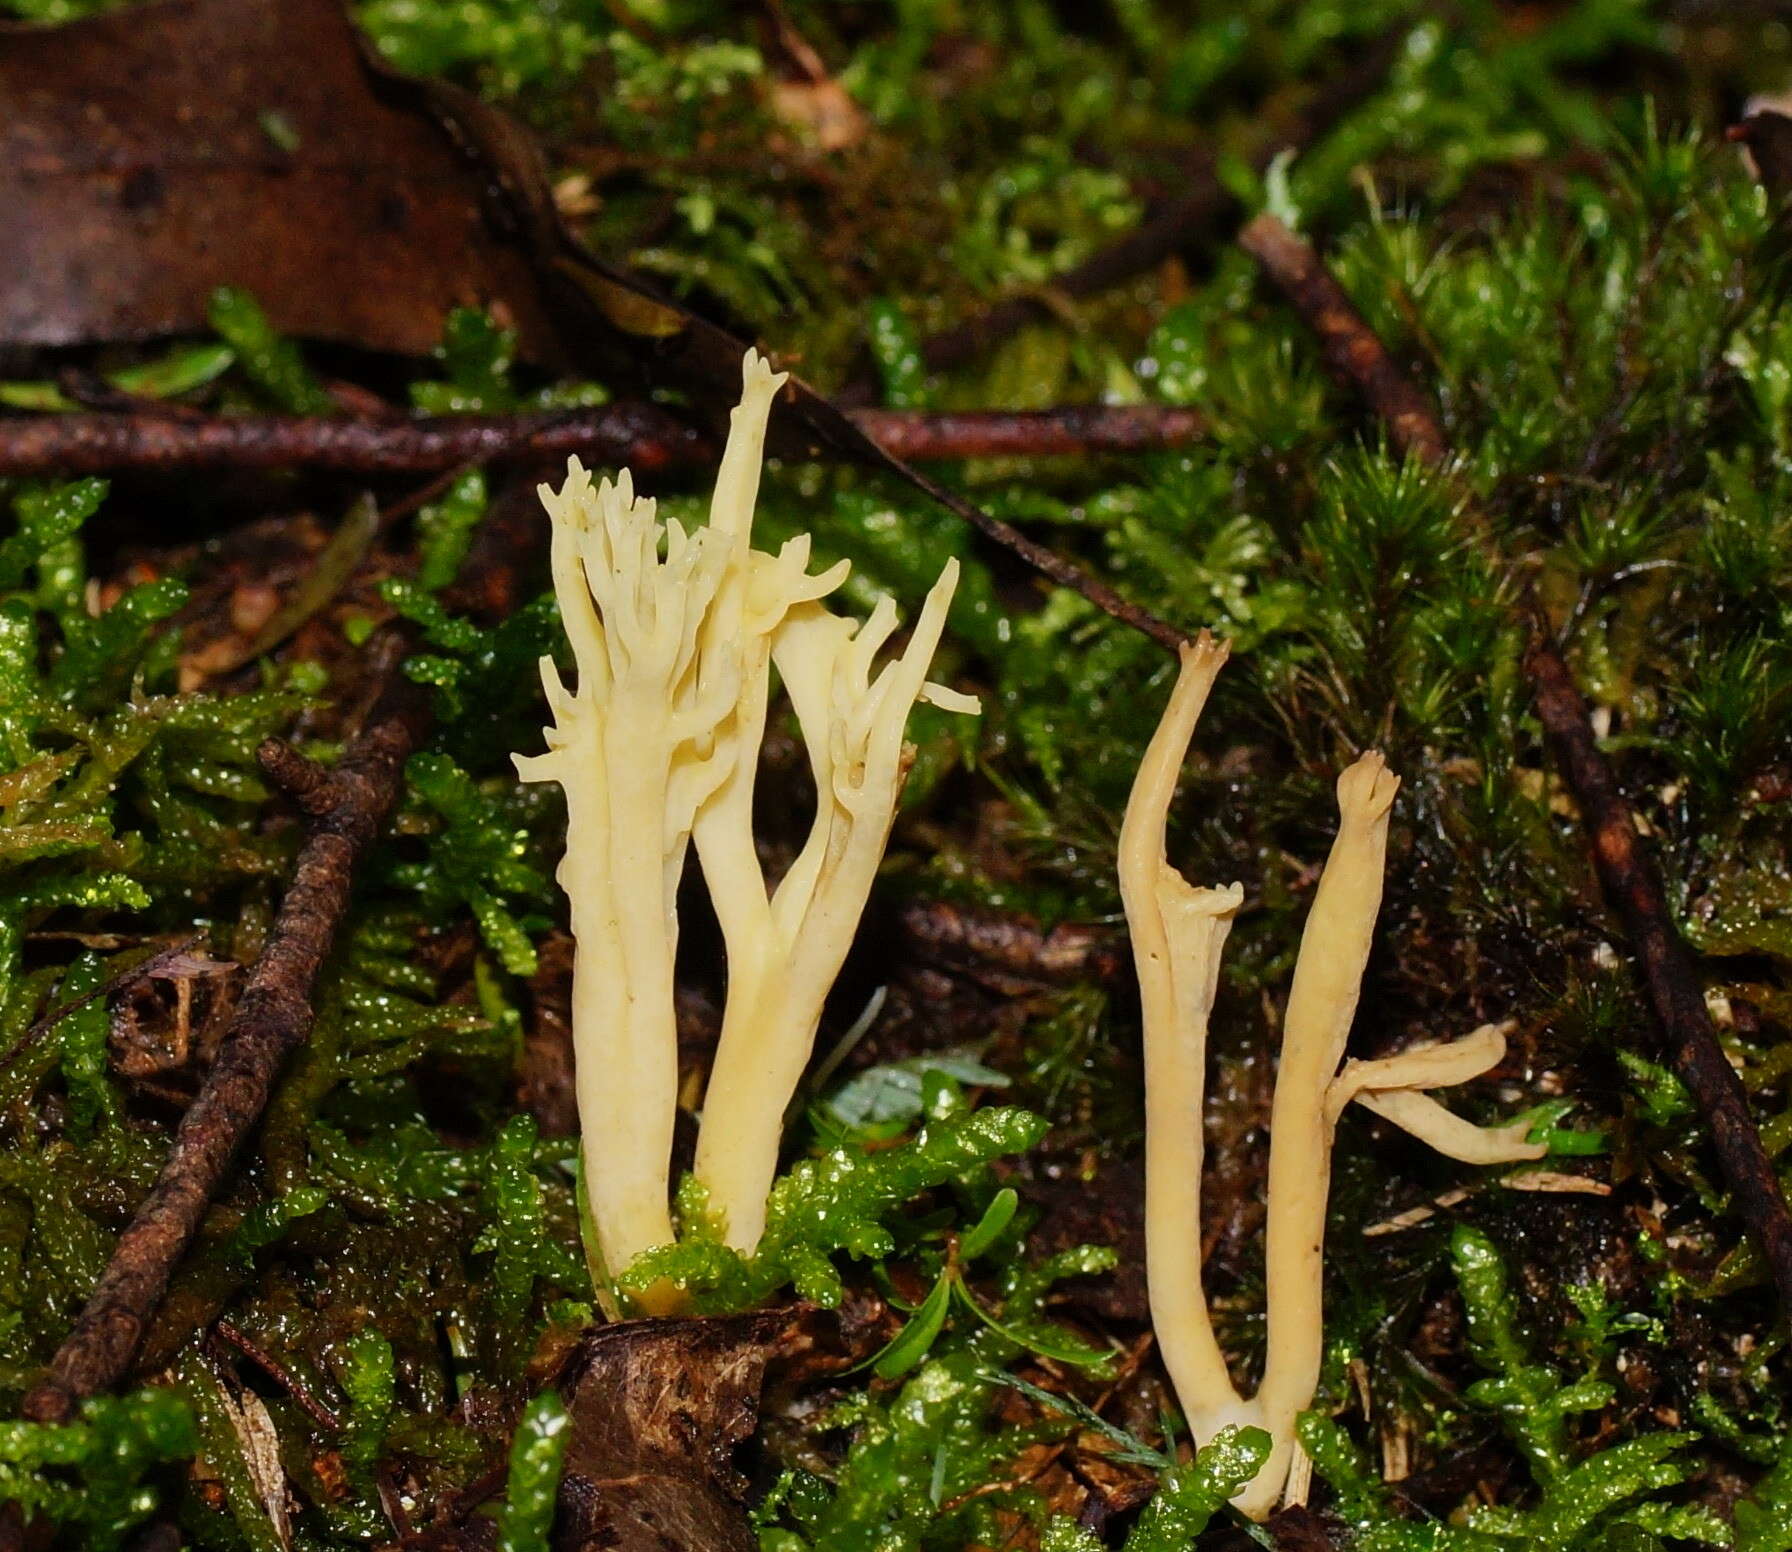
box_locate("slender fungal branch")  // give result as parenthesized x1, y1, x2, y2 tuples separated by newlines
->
(1121, 647, 1543, 1519)
(694, 564, 975, 1250)
(685, 357, 978, 1251)
(1252, 752, 1403, 1512)
(1118, 634, 1246, 1434)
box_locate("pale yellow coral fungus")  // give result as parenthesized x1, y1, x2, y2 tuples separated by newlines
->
(1120, 637, 1543, 1518)
(516, 351, 977, 1308)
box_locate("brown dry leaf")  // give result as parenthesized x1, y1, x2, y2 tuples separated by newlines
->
(0, 0, 557, 359)
(769, 79, 869, 152)
(0, 0, 793, 428)
(551, 1309, 841, 1552)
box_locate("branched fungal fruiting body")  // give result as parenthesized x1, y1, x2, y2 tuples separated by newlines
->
(1121, 638, 1544, 1519)
(694, 563, 975, 1251)
(517, 352, 977, 1309)
(513, 460, 732, 1312)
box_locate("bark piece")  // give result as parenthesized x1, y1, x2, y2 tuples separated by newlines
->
(551, 1309, 839, 1552)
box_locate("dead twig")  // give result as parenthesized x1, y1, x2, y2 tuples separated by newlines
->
(1237, 214, 1448, 466)
(211, 1318, 342, 1433)
(887, 451, 1188, 652)
(854, 404, 1206, 460)
(0, 398, 1200, 649)
(22, 632, 430, 1423)
(1239, 210, 1792, 1327)
(1522, 646, 1792, 1281)
(0, 402, 1205, 477)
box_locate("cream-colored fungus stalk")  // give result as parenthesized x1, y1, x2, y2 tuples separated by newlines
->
(1121, 642, 1544, 1520)
(516, 350, 978, 1306)
(1117, 634, 1247, 1438)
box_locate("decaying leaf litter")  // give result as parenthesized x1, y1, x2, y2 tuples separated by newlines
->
(2, 0, 1792, 1547)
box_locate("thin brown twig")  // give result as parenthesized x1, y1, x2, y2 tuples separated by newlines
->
(1237, 214, 1448, 467)
(21, 633, 431, 1423)
(0, 402, 1206, 477)
(0, 401, 705, 477)
(0, 399, 1199, 652)
(1238, 209, 1792, 1326)
(889, 450, 1189, 652)
(211, 1318, 342, 1433)
(1523, 642, 1792, 1303)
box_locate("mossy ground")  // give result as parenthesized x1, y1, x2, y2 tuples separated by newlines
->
(4, 1, 1792, 1548)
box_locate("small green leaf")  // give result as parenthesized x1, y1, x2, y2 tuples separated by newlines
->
(208, 286, 333, 414)
(959, 1188, 1018, 1261)
(959, 1284, 1111, 1368)
(871, 1272, 953, 1380)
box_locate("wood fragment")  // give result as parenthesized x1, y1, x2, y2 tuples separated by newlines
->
(1499, 1168, 1613, 1196)
(1267, 1504, 1342, 1551)
(896, 897, 1124, 988)
(1241, 209, 1792, 1328)
(551, 1308, 844, 1552)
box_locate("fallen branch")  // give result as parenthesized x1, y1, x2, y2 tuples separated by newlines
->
(1523, 643, 1792, 1304)
(22, 633, 430, 1423)
(856, 404, 1206, 459)
(910, 25, 1407, 379)
(0, 401, 1205, 476)
(1238, 209, 1792, 1325)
